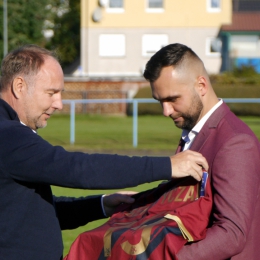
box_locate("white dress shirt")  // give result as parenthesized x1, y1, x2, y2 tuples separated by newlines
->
(182, 99, 223, 151)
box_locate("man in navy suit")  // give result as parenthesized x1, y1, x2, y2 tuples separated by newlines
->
(144, 43, 260, 259)
(0, 44, 208, 260)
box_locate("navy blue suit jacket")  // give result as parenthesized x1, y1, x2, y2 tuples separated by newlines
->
(0, 99, 171, 260)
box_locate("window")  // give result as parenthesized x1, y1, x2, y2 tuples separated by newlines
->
(207, 0, 221, 12)
(206, 37, 222, 56)
(107, 0, 124, 13)
(99, 34, 125, 57)
(148, 0, 163, 8)
(142, 34, 168, 56)
(109, 0, 123, 8)
(146, 0, 164, 13)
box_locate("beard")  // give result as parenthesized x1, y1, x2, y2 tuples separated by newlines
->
(174, 92, 203, 131)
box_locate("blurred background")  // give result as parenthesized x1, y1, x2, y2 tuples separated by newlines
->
(0, 0, 260, 117)
(1, 0, 260, 255)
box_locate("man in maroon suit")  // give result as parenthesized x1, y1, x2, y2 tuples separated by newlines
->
(143, 43, 260, 259)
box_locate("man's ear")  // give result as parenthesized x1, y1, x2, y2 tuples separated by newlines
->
(197, 76, 208, 96)
(11, 77, 26, 99)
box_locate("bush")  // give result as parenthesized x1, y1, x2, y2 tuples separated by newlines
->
(210, 65, 260, 85)
(232, 65, 259, 78)
(213, 83, 260, 116)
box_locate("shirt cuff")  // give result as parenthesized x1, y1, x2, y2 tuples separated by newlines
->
(101, 195, 107, 217)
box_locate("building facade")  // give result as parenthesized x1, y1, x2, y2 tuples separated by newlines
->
(79, 0, 232, 78)
(219, 1, 260, 72)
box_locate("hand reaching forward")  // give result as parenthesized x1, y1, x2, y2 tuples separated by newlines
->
(170, 150, 208, 181)
(103, 191, 137, 217)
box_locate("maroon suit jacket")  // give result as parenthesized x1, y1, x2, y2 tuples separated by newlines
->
(177, 102, 260, 260)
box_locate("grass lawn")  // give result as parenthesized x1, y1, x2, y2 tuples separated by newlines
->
(38, 114, 260, 256)
(38, 114, 183, 154)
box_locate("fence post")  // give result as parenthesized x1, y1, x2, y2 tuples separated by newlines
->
(133, 100, 138, 147)
(70, 101, 75, 144)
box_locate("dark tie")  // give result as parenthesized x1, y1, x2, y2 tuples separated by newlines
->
(175, 138, 186, 154)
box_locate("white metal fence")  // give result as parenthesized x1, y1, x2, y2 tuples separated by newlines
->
(62, 98, 260, 147)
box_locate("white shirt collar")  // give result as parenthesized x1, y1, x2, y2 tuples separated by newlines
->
(181, 99, 223, 150)
(20, 121, 37, 134)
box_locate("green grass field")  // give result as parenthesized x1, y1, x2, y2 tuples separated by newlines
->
(38, 114, 183, 153)
(38, 114, 260, 256)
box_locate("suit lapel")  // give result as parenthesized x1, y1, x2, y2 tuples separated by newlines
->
(189, 103, 230, 152)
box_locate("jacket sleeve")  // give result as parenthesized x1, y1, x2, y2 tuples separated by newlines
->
(2, 123, 171, 189)
(177, 134, 260, 260)
(54, 195, 106, 230)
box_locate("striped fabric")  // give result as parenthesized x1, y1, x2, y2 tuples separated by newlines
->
(64, 175, 212, 260)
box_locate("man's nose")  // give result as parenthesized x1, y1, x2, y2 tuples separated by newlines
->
(162, 102, 173, 117)
(53, 95, 63, 111)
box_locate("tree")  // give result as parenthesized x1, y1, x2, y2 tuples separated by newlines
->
(46, 0, 80, 69)
(0, 0, 51, 60)
(0, 0, 80, 71)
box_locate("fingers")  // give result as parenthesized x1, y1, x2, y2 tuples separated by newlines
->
(116, 194, 135, 204)
(103, 192, 136, 207)
(103, 192, 136, 217)
(190, 163, 204, 181)
(170, 150, 208, 181)
(192, 151, 209, 171)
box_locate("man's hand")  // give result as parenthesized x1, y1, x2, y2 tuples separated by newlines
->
(103, 191, 137, 217)
(170, 150, 208, 181)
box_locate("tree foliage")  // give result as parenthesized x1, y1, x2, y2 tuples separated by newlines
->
(0, 0, 80, 70)
(46, 0, 80, 68)
(0, 0, 51, 60)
